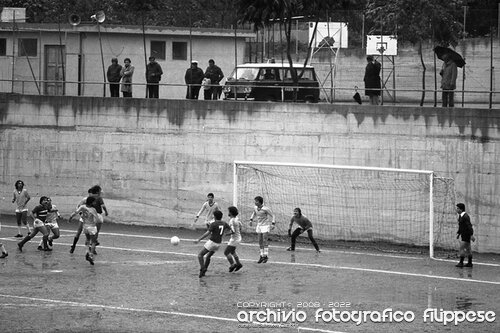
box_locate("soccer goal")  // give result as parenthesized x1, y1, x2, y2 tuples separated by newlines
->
(233, 161, 458, 258)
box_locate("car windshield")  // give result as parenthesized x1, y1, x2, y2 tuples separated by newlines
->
(231, 68, 260, 80)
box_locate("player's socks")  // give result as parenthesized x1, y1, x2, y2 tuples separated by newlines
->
(0, 245, 7, 258)
(233, 255, 242, 270)
(464, 256, 473, 267)
(85, 253, 94, 265)
(18, 235, 31, 251)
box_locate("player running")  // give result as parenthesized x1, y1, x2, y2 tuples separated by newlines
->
(194, 192, 220, 229)
(224, 206, 243, 272)
(249, 196, 275, 263)
(69, 196, 100, 265)
(37, 197, 61, 251)
(287, 207, 320, 253)
(0, 220, 8, 258)
(195, 210, 231, 278)
(17, 196, 52, 252)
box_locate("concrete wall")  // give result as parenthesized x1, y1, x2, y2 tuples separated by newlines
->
(0, 93, 499, 252)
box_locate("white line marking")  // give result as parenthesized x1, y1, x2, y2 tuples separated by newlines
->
(0, 225, 432, 261)
(0, 294, 345, 333)
(2, 229, 500, 285)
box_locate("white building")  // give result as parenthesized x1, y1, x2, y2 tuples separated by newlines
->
(0, 9, 254, 99)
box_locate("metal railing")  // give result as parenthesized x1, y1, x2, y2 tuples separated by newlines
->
(0, 78, 498, 109)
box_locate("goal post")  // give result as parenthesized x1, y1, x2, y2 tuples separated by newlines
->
(233, 161, 457, 257)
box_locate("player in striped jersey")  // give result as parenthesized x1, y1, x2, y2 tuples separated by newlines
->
(249, 196, 275, 263)
(195, 210, 231, 277)
(17, 196, 51, 252)
(224, 206, 243, 272)
(194, 193, 220, 229)
(12, 180, 31, 237)
(37, 198, 61, 250)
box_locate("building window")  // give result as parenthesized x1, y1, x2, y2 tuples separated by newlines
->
(0, 39, 6, 56)
(150, 41, 166, 60)
(172, 41, 187, 60)
(18, 38, 37, 57)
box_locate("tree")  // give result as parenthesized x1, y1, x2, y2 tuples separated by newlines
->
(366, 0, 464, 106)
(236, 0, 348, 101)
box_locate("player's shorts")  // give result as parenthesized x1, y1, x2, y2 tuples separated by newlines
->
(96, 213, 104, 224)
(15, 211, 28, 225)
(45, 222, 59, 230)
(228, 236, 241, 247)
(33, 218, 45, 228)
(204, 240, 221, 252)
(15, 208, 28, 213)
(84, 226, 98, 236)
(256, 224, 271, 234)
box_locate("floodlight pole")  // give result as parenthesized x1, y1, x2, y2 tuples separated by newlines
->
(233, 162, 238, 207)
(429, 173, 434, 258)
(97, 22, 106, 97)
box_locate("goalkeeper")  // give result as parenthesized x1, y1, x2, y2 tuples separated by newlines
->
(287, 208, 320, 253)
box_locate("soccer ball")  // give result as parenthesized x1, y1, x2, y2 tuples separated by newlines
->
(171, 236, 180, 246)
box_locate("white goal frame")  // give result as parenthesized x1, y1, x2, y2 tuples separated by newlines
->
(233, 161, 436, 258)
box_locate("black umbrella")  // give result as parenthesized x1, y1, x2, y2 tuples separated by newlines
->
(433, 46, 466, 68)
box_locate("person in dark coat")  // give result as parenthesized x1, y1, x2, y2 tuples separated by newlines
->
(185, 61, 204, 99)
(204, 59, 224, 100)
(440, 53, 458, 107)
(146, 56, 163, 98)
(363, 55, 381, 105)
(106, 58, 122, 97)
(455, 203, 475, 268)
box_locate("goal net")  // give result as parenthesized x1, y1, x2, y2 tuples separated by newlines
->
(233, 161, 458, 257)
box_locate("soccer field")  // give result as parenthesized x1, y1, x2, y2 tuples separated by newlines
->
(1, 216, 499, 333)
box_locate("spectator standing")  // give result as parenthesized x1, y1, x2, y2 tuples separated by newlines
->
(120, 58, 135, 98)
(146, 56, 163, 98)
(440, 53, 458, 107)
(363, 55, 381, 105)
(185, 61, 204, 99)
(204, 59, 224, 100)
(106, 58, 122, 97)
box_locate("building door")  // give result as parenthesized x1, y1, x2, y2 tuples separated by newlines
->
(44, 45, 65, 95)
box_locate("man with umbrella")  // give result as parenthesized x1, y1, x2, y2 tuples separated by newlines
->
(440, 53, 458, 107)
(435, 46, 465, 108)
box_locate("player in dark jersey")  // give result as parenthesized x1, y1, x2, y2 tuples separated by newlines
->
(287, 207, 320, 253)
(194, 210, 231, 278)
(17, 196, 52, 252)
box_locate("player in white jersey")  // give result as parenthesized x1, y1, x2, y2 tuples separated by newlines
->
(69, 196, 100, 265)
(12, 180, 31, 237)
(224, 206, 243, 272)
(194, 193, 220, 229)
(249, 196, 275, 263)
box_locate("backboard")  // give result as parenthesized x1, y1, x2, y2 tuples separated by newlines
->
(366, 35, 398, 56)
(309, 22, 348, 49)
